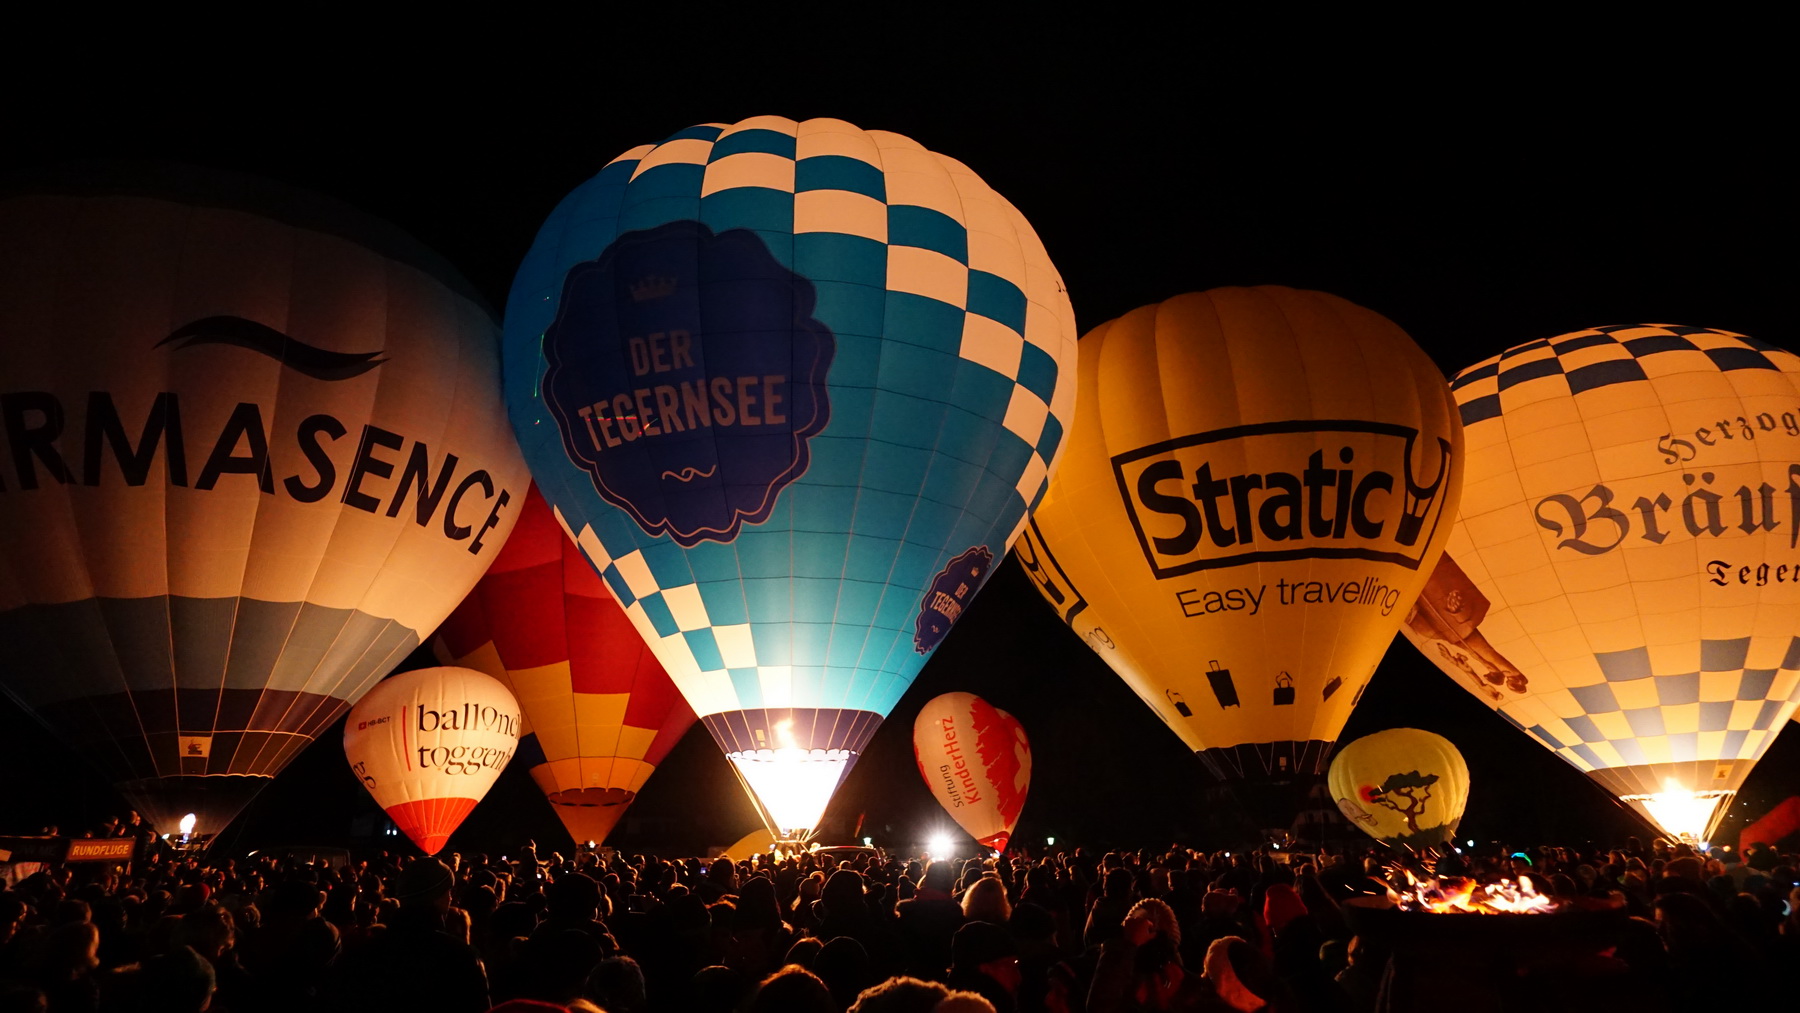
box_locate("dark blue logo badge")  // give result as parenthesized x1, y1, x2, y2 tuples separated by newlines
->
(542, 221, 835, 547)
(914, 546, 994, 654)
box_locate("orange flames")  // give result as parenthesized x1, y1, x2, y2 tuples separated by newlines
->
(1387, 869, 1557, 914)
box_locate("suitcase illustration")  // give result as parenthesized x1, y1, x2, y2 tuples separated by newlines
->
(1273, 672, 1296, 706)
(1166, 689, 1193, 717)
(1206, 661, 1240, 708)
(1408, 551, 1489, 641)
(1321, 675, 1343, 701)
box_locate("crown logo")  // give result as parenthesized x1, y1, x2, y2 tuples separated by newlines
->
(630, 275, 677, 302)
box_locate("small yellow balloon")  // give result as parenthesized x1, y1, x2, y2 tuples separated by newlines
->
(1328, 728, 1470, 848)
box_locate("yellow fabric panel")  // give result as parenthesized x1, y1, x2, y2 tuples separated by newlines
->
(513, 661, 577, 759)
(1589, 741, 1626, 768)
(1698, 731, 1729, 761)
(1662, 703, 1702, 735)
(617, 758, 656, 794)
(1700, 672, 1742, 701)
(571, 694, 629, 757)
(1728, 701, 1763, 730)
(532, 757, 647, 795)
(1591, 712, 1633, 741)
(1610, 679, 1659, 711)
(614, 725, 658, 763)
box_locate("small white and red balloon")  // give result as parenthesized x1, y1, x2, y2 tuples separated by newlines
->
(343, 667, 521, 854)
(912, 692, 1031, 852)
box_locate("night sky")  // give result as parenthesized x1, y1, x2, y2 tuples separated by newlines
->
(3, 29, 1792, 855)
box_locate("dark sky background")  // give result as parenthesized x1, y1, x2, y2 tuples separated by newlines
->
(2, 27, 1792, 855)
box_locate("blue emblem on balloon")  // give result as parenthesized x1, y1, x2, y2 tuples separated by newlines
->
(541, 221, 835, 547)
(915, 545, 995, 654)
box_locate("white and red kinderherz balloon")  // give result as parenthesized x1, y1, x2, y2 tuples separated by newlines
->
(343, 667, 520, 854)
(913, 692, 1031, 852)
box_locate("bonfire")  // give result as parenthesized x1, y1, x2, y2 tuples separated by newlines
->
(1385, 867, 1557, 915)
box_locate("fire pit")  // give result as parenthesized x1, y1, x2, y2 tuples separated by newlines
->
(1389, 870, 1558, 915)
(1342, 876, 1627, 1012)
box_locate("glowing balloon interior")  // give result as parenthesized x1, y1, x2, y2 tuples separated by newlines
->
(433, 484, 695, 846)
(0, 166, 528, 837)
(504, 117, 1077, 838)
(1018, 287, 1461, 825)
(343, 666, 520, 855)
(1328, 727, 1470, 849)
(1402, 324, 1800, 843)
(912, 692, 1031, 852)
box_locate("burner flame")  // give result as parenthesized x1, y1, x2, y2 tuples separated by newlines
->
(1388, 869, 1557, 914)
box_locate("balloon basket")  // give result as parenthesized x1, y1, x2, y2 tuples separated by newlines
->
(1341, 895, 1627, 1013)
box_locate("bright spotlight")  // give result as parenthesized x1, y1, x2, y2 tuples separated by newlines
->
(929, 834, 952, 861)
(178, 813, 197, 837)
(1045, 836, 1055, 847)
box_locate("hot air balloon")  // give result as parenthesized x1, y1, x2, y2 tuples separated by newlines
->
(503, 117, 1077, 841)
(912, 692, 1030, 852)
(1328, 728, 1469, 849)
(1400, 324, 1800, 843)
(0, 164, 529, 837)
(432, 484, 695, 845)
(1016, 287, 1461, 828)
(343, 666, 520, 854)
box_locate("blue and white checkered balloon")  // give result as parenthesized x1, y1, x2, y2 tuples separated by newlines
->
(504, 117, 1077, 837)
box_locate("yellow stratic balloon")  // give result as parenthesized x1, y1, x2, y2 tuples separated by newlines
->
(1328, 728, 1470, 849)
(1018, 288, 1461, 813)
(1401, 325, 1800, 843)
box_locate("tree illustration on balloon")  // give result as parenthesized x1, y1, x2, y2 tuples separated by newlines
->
(1360, 771, 1439, 834)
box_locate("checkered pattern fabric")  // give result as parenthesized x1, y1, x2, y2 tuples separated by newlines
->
(506, 117, 1077, 724)
(1496, 636, 1800, 773)
(1452, 324, 1795, 427)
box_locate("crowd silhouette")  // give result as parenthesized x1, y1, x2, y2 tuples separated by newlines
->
(2, 816, 1796, 1012)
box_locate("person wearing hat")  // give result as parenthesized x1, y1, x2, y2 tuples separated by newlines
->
(1087, 898, 1199, 1013)
(331, 858, 489, 1013)
(945, 921, 1018, 1013)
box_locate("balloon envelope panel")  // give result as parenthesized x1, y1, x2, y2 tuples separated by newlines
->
(504, 118, 1076, 836)
(433, 484, 695, 844)
(1401, 325, 1800, 840)
(1019, 288, 1462, 799)
(343, 666, 521, 855)
(0, 167, 528, 836)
